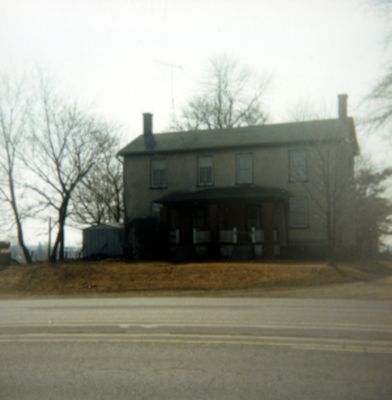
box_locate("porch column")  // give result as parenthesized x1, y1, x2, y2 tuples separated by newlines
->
(207, 204, 219, 256)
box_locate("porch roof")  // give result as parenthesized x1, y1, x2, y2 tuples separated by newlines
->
(155, 186, 289, 205)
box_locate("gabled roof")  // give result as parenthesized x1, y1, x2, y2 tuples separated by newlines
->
(118, 118, 358, 157)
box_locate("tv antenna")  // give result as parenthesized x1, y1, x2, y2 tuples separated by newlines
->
(156, 61, 183, 129)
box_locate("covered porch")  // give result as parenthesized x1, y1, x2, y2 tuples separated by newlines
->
(155, 187, 290, 259)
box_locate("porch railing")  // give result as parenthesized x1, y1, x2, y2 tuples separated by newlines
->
(193, 229, 211, 244)
(219, 228, 238, 244)
(170, 227, 279, 255)
(250, 227, 264, 243)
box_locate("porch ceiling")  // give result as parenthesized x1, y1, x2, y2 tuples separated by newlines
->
(155, 186, 290, 205)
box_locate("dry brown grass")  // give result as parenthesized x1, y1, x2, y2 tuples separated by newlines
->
(0, 259, 390, 296)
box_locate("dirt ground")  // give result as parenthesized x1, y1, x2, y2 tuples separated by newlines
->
(0, 259, 391, 299)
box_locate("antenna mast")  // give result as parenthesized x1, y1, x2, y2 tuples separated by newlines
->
(156, 61, 183, 129)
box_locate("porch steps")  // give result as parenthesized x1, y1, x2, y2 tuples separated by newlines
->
(170, 246, 193, 262)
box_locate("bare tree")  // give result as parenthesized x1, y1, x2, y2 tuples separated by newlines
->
(305, 143, 355, 255)
(24, 78, 115, 262)
(288, 102, 356, 257)
(355, 158, 392, 255)
(0, 74, 32, 263)
(368, 66, 392, 128)
(367, 0, 392, 129)
(177, 55, 271, 130)
(286, 99, 333, 122)
(296, 141, 392, 257)
(72, 134, 124, 226)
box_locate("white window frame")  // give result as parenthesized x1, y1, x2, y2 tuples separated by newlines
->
(236, 153, 253, 185)
(151, 159, 167, 188)
(289, 197, 309, 228)
(289, 149, 307, 182)
(197, 156, 213, 186)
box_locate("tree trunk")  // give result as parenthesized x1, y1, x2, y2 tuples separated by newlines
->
(8, 172, 32, 263)
(50, 231, 60, 262)
(59, 223, 65, 261)
(50, 196, 69, 262)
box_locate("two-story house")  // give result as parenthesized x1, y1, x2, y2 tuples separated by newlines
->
(118, 95, 359, 259)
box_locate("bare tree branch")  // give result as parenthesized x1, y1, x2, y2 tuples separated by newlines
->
(177, 55, 271, 130)
(0, 74, 32, 263)
(71, 135, 124, 226)
(24, 76, 117, 262)
(366, 0, 392, 130)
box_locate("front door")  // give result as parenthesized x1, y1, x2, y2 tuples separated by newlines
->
(171, 207, 193, 245)
(246, 205, 262, 230)
(262, 202, 275, 258)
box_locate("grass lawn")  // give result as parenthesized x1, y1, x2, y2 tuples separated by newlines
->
(0, 259, 390, 296)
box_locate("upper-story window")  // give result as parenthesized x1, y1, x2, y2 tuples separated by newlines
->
(236, 154, 253, 184)
(151, 159, 167, 188)
(289, 149, 307, 182)
(198, 156, 213, 186)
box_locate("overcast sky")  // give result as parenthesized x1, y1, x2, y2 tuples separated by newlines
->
(0, 0, 389, 245)
(1, 0, 387, 134)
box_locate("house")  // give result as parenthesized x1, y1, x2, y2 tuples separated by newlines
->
(118, 95, 359, 259)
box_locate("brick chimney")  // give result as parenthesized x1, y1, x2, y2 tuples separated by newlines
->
(338, 94, 348, 119)
(143, 113, 153, 136)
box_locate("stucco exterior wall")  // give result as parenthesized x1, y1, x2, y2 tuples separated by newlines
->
(123, 141, 356, 249)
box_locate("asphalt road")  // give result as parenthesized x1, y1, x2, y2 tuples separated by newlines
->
(1, 297, 391, 399)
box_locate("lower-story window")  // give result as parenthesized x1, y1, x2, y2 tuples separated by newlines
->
(289, 197, 309, 228)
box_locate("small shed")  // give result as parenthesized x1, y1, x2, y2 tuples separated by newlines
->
(0, 241, 11, 267)
(82, 224, 123, 258)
